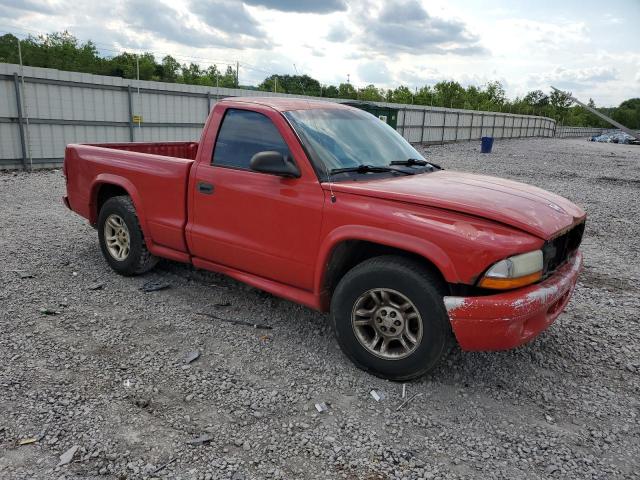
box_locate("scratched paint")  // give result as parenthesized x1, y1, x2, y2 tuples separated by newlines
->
(443, 296, 467, 312)
(443, 251, 583, 351)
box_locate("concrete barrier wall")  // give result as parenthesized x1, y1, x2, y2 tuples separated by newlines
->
(2, 63, 557, 170)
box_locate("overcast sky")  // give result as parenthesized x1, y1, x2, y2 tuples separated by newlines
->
(1, 0, 638, 106)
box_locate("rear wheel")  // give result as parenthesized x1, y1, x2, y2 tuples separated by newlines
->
(97, 195, 158, 276)
(331, 255, 452, 381)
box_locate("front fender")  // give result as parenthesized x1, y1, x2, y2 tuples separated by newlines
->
(313, 224, 460, 296)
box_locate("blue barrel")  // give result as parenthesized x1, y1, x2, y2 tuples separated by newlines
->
(481, 136, 494, 153)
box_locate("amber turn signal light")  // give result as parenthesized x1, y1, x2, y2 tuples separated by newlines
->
(478, 270, 543, 290)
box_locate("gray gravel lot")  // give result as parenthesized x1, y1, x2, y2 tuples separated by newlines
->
(0, 137, 639, 480)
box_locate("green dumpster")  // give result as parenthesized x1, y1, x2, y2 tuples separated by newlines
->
(343, 101, 398, 130)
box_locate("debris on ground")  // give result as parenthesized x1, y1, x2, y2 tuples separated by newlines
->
(87, 281, 104, 290)
(57, 445, 80, 467)
(370, 390, 385, 402)
(153, 458, 177, 474)
(590, 131, 637, 144)
(214, 302, 232, 308)
(183, 350, 200, 364)
(140, 280, 171, 292)
(39, 307, 60, 315)
(396, 393, 422, 411)
(315, 402, 329, 413)
(195, 312, 272, 330)
(12, 270, 35, 279)
(187, 433, 214, 446)
(134, 398, 150, 409)
(18, 437, 39, 446)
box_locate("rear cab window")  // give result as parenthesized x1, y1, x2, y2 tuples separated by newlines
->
(212, 108, 291, 170)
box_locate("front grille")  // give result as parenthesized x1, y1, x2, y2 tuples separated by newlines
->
(542, 221, 585, 275)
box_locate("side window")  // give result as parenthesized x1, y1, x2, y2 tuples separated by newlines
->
(212, 109, 291, 170)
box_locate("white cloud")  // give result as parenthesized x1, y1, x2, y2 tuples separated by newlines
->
(1, 0, 637, 105)
(357, 61, 391, 84)
(530, 66, 619, 89)
(326, 22, 351, 43)
(357, 0, 487, 56)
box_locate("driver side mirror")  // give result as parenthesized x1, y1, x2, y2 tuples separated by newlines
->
(250, 151, 300, 178)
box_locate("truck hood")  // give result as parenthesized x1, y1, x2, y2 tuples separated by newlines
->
(326, 170, 586, 239)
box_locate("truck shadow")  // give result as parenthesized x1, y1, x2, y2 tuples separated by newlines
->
(153, 257, 568, 390)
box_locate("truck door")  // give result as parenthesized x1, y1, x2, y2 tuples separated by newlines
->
(187, 107, 325, 291)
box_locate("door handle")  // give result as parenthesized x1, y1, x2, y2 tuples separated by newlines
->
(198, 182, 214, 194)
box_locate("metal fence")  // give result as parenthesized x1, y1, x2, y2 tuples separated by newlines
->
(1, 63, 565, 170)
(555, 126, 610, 138)
(397, 107, 555, 144)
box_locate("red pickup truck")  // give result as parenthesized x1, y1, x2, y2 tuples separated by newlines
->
(63, 97, 586, 380)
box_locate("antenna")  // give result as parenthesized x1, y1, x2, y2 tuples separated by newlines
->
(293, 64, 336, 203)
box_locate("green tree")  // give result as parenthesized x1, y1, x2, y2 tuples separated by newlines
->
(13, 31, 103, 73)
(258, 74, 287, 93)
(612, 98, 640, 129)
(0, 34, 20, 63)
(3, 29, 637, 129)
(523, 90, 549, 108)
(550, 89, 572, 109)
(433, 81, 466, 108)
(258, 74, 320, 95)
(359, 84, 384, 101)
(389, 86, 413, 104)
(158, 55, 181, 83)
(323, 85, 339, 98)
(413, 86, 434, 105)
(484, 81, 506, 106)
(337, 82, 357, 99)
(180, 62, 204, 85)
(106, 52, 155, 80)
(221, 65, 238, 88)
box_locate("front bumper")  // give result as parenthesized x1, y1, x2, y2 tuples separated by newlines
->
(444, 250, 583, 351)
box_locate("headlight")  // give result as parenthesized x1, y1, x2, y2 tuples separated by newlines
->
(478, 250, 543, 290)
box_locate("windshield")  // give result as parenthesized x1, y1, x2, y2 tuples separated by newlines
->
(284, 108, 426, 179)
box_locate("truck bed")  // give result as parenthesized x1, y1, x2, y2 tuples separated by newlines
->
(64, 142, 196, 257)
(86, 141, 199, 160)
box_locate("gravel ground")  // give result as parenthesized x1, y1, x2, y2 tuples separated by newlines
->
(0, 137, 638, 480)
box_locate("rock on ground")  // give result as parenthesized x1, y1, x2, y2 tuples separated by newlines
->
(0, 137, 638, 479)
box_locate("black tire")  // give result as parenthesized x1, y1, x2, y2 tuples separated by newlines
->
(97, 195, 158, 276)
(331, 255, 452, 381)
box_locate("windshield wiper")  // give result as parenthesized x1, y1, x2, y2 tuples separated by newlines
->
(390, 158, 442, 169)
(390, 158, 427, 166)
(330, 164, 395, 175)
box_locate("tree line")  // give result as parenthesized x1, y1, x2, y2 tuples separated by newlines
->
(1, 31, 638, 129)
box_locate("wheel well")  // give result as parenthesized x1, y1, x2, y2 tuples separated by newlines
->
(322, 240, 451, 304)
(95, 184, 129, 218)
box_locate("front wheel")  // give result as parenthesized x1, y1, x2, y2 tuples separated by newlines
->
(331, 256, 452, 381)
(97, 195, 158, 276)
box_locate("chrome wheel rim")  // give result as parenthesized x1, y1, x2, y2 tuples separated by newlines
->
(104, 214, 130, 261)
(351, 288, 423, 360)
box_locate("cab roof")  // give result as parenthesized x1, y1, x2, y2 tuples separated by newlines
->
(219, 96, 351, 112)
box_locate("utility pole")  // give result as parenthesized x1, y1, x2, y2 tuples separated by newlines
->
(136, 55, 141, 132)
(17, 36, 32, 170)
(347, 73, 350, 84)
(274, 76, 277, 93)
(236, 61, 239, 88)
(551, 86, 640, 140)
